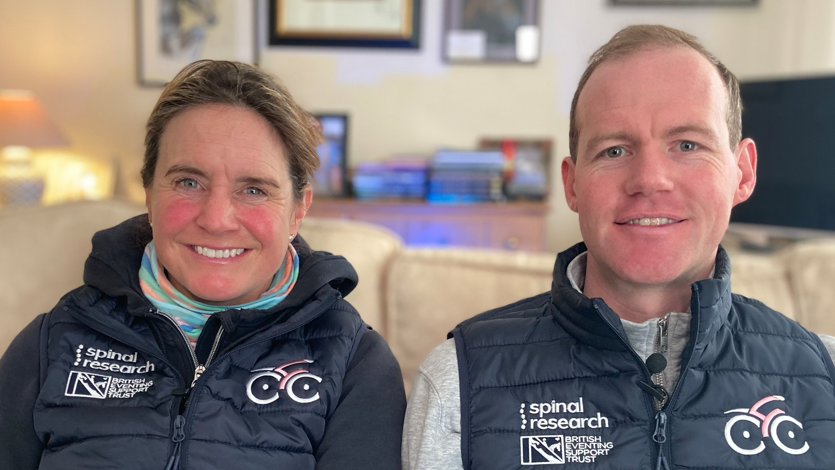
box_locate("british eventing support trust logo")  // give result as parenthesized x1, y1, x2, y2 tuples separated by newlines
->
(521, 435, 565, 465)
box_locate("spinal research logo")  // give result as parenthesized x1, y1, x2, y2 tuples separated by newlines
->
(65, 344, 154, 399)
(246, 359, 322, 405)
(519, 399, 614, 465)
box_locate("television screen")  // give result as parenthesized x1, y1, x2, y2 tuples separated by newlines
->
(733, 76, 835, 233)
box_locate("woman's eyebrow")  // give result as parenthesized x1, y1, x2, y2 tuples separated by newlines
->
(238, 176, 281, 189)
(164, 165, 207, 179)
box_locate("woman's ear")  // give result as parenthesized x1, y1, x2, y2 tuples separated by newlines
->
(291, 186, 313, 235)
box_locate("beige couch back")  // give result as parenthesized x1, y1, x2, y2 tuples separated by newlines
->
(0, 201, 145, 352)
(298, 217, 402, 336)
(0, 201, 402, 353)
(386, 248, 555, 392)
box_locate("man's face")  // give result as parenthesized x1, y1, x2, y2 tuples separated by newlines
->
(562, 46, 756, 288)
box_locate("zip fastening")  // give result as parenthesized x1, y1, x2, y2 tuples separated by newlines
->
(653, 411, 670, 470)
(192, 327, 224, 387)
(152, 309, 224, 469)
(164, 415, 186, 470)
(152, 309, 199, 371)
(652, 315, 670, 410)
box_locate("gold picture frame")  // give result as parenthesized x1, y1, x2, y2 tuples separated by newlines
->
(268, 0, 421, 48)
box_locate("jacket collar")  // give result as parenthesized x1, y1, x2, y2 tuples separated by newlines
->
(550, 242, 733, 352)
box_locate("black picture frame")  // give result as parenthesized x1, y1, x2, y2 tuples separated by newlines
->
(268, 0, 421, 49)
(311, 114, 350, 198)
(443, 0, 540, 63)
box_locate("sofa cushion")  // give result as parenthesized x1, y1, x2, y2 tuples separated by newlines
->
(386, 248, 554, 392)
(0, 200, 145, 354)
(299, 217, 403, 337)
(784, 240, 835, 336)
(724, 247, 797, 320)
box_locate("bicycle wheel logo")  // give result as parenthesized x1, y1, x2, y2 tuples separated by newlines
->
(724, 395, 809, 455)
(246, 359, 322, 405)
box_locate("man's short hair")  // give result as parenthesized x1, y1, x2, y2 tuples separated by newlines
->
(569, 25, 742, 161)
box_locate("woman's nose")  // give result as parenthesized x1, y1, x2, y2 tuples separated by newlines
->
(195, 190, 237, 233)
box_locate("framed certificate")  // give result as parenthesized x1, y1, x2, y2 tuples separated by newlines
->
(268, 0, 421, 48)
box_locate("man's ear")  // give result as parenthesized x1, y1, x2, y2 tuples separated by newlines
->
(291, 185, 313, 234)
(732, 138, 757, 207)
(562, 156, 579, 213)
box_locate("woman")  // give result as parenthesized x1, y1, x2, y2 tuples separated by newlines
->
(0, 60, 406, 469)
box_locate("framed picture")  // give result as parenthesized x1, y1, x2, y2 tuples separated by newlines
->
(479, 138, 551, 200)
(136, 0, 257, 86)
(268, 0, 421, 49)
(444, 0, 540, 63)
(311, 114, 350, 198)
(612, 0, 756, 5)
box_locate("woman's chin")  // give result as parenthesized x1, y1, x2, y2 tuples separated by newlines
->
(179, 282, 258, 306)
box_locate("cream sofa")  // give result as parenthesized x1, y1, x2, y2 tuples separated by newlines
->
(2, 200, 835, 393)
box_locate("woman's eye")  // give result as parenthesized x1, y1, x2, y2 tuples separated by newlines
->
(605, 146, 625, 158)
(679, 141, 698, 152)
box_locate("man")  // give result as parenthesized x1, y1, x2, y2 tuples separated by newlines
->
(403, 25, 835, 469)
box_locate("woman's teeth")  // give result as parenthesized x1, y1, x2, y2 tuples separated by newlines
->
(194, 246, 245, 258)
(626, 218, 676, 226)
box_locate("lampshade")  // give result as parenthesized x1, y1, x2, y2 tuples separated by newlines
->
(0, 90, 69, 148)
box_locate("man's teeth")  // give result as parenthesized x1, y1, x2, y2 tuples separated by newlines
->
(194, 246, 245, 258)
(626, 218, 677, 226)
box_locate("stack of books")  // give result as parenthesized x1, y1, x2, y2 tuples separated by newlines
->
(351, 158, 428, 200)
(427, 150, 506, 203)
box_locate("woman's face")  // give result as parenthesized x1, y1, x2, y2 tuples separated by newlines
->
(145, 104, 311, 306)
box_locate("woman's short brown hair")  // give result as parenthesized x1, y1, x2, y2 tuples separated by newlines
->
(569, 25, 741, 161)
(141, 60, 321, 200)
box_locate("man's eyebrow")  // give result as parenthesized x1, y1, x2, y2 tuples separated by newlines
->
(585, 132, 636, 152)
(664, 125, 718, 141)
(164, 165, 207, 179)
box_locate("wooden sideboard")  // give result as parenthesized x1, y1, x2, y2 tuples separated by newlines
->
(307, 199, 548, 252)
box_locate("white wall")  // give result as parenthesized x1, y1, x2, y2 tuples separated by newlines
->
(2, 0, 835, 250)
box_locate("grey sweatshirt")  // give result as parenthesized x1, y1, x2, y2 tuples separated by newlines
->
(402, 253, 835, 470)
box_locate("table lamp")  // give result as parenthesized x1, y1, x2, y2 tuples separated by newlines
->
(0, 90, 69, 206)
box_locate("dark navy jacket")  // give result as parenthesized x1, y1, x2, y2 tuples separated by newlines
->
(452, 243, 835, 469)
(0, 215, 406, 469)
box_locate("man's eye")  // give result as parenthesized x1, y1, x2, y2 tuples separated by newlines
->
(244, 187, 264, 196)
(178, 178, 199, 189)
(605, 147, 625, 158)
(679, 141, 698, 152)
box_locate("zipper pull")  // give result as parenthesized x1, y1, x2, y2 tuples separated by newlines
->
(165, 416, 186, 470)
(172, 415, 186, 442)
(191, 364, 205, 388)
(654, 411, 669, 470)
(657, 316, 669, 355)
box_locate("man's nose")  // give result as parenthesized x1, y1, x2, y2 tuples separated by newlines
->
(195, 189, 238, 233)
(623, 147, 675, 197)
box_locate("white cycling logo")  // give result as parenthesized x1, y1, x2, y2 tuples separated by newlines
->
(245, 359, 322, 405)
(724, 395, 809, 455)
